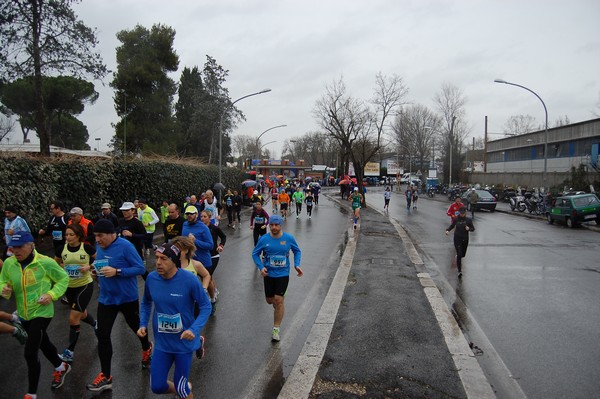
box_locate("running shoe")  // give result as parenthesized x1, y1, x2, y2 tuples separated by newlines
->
(58, 349, 73, 363)
(195, 336, 206, 359)
(214, 289, 220, 301)
(51, 362, 71, 389)
(271, 327, 280, 342)
(11, 321, 28, 344)
(141, 342, 153, 369)
(87, 372, 113, 391)
(24, 395, 35, 399)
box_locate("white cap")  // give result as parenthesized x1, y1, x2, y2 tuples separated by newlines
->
(119, 201, 135, 210)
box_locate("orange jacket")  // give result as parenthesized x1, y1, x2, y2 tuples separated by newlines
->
(278, 192, 290, 204)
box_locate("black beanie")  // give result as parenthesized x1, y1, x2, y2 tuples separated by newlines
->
(156, 243, 181, 268)
(94, 219, 116, 234)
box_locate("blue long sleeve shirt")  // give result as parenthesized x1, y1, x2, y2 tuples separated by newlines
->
(95, 237, 146, 305)
(140, 269, 211, 353)
(182, 221, 213, 268)
(252, 232, 301, 278)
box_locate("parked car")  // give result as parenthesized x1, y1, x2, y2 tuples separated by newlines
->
(461, 189, 497, 212)
(400, 173, 418, 184)
(546, 193, 600, 228)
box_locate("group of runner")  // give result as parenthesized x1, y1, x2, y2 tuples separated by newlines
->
(1, 186, 308, 398)
(267, 183, 320, 220)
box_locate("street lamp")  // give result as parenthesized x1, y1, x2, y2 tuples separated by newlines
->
(494, 79, 549, 188)
(218, 88, 272, 188)
(95, 137, 101, 151)
(255, 124, 287, 162)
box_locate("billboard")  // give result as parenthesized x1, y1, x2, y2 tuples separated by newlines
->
(364, 162, 380, 176)
(387, 161, 400, 175)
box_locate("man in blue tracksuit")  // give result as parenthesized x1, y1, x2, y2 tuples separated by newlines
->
(251, 215, 302, 342)
(138, 243, 211, 399)
(86, 220, 153, 392)
(182, 206, 213, 269)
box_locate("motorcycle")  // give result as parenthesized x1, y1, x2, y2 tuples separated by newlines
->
(510, 194, 526, 212)
(427, 186, 435, 198)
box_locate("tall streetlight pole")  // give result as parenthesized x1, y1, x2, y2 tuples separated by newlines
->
(494, 79, 548, 188)
(95, 137, 101, 151)
(218, 89, 272, 188)
(255, 124, 286, 162)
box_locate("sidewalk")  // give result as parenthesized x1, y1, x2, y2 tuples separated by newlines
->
(280, 193, 495, 399)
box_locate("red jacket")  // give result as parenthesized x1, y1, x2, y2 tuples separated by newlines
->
(446, 202, 464, 219)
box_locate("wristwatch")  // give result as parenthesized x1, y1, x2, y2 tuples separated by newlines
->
(117, 269, 122, 276)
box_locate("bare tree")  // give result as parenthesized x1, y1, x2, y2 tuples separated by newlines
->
(433, 83, 470, 185)
(0, 113, 16, 143)
(391, 104, 441, 174)
(313, 74, 408, 204)
(503, 114, 538, 135)
(553, 115, 571, 127)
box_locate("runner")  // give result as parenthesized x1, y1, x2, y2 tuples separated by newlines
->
(200, 210, 226, 315)
(3, 205, 31, 259)
(445, 206, 475, 277)
(446, 197, 464, 221)
(412, 185, 419, 210)
(292, 187, 304, 219)
(383, 186, 392, 211)
(305, 190, 315, 219)
(182, 206, 213, 273)
(223, 189, 236, 228)
(278, 189, 290, 220)
(172, 235, 211, 359)
(405, 187, 412, 211)
(232, 190, 243, 228)
(199, 190, 222, 226)
(38, 201, 70, 262)
(270, 185, 279, 213)
(163, 204, 185, 243)
(0, 310, 28, 344)
(251, 215, 302, 342)
(117, 201, 147, 260)
(0, 231, 71, 396)
(68, 207, 94, 245)
(137, 199, 160, 255)
(87, 220, 152, 392)
(138, 243, 211, 399)
(348, 187, 363, 229)
(58, 223, 97, 364)
(250, 202, 270, 246)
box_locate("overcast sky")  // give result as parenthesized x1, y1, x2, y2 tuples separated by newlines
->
(22, 0, 600, 156)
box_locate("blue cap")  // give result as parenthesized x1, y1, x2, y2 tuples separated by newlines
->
(10, 231, 34, 247)
(269, 215, 283, 225)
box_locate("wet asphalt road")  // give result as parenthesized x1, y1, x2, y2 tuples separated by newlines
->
(368, 186, 600, 399)
(1, 194, 349, 399)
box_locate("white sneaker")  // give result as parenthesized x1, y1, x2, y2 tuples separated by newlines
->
(271, 327, 280, 342)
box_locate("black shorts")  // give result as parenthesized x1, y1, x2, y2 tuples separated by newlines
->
(263, 276, 289, 298)
(207, 257, 220, 275)
(65, 281, 94, 312)
(280, 203, 288, 210)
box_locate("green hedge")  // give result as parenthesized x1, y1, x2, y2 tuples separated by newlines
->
(0, 156, 244, 231)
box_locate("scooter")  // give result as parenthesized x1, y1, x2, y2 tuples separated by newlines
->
(427, 186, 435, 198)
(510, 194, 526, 212)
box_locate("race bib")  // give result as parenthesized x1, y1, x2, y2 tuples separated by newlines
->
(254, 216, 265, 224)
(157, 312, 183, 333)
(52, 230, 63, 241)
(269, 255, 287, 268)
(93, 259, 109, 274)
(65, 265, 82, 279)
(226, 198, 232, 206)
